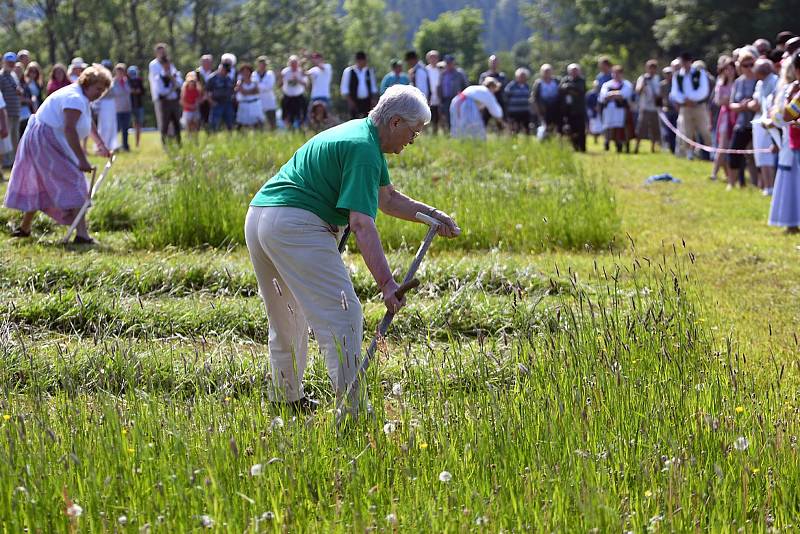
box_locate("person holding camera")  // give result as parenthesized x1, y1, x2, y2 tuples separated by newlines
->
(205, 60, 236, 131)
(154, 57, 182, 146)
(280, 55, 308, 130)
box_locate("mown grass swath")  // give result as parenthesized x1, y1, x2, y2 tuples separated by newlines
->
(2, 250, 798, 531)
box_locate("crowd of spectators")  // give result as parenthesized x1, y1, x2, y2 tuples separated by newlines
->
(1, 33, 800, 232)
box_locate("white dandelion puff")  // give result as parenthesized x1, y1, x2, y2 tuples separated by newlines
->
(438, 471, 452, 483)
(734, 436, 749, 451)
(272, 278, 283, 297)
(383, 422, 396, 435)
(199, 515, 214, 528)
(340, 291, 349, 311)
(515, 224, 523, 231)
(118, 515, 128, 526)
(475, 515, 489, 526)
(270, 416, 284, 430)
(392, 382, 402, 396)
(386, 513, 398, 525)
(250, 463, 263, 476)
(66, 503, 83, 517)
(260, 511, 275, 521)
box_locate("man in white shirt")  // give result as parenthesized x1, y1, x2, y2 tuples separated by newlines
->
(306, 52, 333, 108)
(154, 57, 183, 146)
(405, 50, 430, 103)
(281, 55, 308, 130)
(669, 52, 712, 159)
(340, 51, 378, 119)
(425, 50, 441, 133)
(148, 43, 169, 133)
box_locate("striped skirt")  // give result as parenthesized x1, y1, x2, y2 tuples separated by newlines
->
(3, 115, 88, 225)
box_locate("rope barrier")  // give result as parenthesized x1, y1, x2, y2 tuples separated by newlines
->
(657, 110, 774, 155)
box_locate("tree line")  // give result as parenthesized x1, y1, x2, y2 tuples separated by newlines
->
(0, 0, 792, 83)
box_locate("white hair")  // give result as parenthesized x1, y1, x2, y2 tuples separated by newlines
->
(514, 67, 530, 78)
(221, 52, 237, 66)
(368, 85, 431, 127)
(540, 63, 553, 73)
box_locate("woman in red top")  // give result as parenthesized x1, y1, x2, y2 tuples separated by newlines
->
(180, 72, 203, 135)
(45, 64, 70, 98)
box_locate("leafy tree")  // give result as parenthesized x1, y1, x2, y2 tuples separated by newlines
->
(342, 0, 407, 74)
(413, 8, 484, 74)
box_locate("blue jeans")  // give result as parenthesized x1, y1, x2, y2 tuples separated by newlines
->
(210, 101, 234, 131)
(116, 111, 132, 150)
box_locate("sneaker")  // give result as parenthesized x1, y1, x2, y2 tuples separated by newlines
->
(725, 184, 734, 192)
(10, 227, 31, 238)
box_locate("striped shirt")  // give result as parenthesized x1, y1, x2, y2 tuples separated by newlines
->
(504, 81, 531, 114)
(0, 70, 20, 116)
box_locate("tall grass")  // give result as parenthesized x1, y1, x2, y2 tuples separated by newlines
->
(2, 252, 798, 531)
(133, 132, 619, 251)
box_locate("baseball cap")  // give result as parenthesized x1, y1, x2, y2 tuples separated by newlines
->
(444, 54, 455, 63)
(3, 52, 17, 62)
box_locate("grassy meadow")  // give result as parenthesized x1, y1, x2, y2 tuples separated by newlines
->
(1, 129, 799, 532)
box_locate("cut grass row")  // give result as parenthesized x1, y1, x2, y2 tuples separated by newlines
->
(2, 255, 799, 530)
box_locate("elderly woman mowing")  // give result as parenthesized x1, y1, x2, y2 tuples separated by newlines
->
(449, 77, 503, 139)
(246, 85, 460, 419)
(4, 64, 112, 242)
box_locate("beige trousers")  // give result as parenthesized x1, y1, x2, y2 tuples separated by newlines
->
(677, 104, 712, 157)
(244, 206, 364, 412)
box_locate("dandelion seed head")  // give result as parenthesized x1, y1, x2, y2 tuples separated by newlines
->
(515, 224, 523, 231)
(118, 515, 128, 525)
(438, 471, 452, 483)
(250, 463, 263, 476)
(734, 436, 749, 451)
(475, 515, 489, 525)
(386, 513, 398, 525)
(392, 382, 402, 396)
(66, 503, 83, 517)
(383, 422, 396, 435)
(199, 515, 214, 528)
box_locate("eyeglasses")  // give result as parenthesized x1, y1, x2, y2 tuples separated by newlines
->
(741, 62, 754, 68)
(402, 121, 422, 140)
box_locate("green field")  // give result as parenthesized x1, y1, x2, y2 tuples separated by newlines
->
(2, 131, 799, 531)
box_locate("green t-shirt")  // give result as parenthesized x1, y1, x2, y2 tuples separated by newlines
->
(250, 118, 391, 226)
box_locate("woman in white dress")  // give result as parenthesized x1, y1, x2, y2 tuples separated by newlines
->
(255, 56, 277, 130)
(236, 64, 265, 129)
(599, 65, 634, 153)
(93, 60, 119, 153)
(449, 77, 503, 140)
